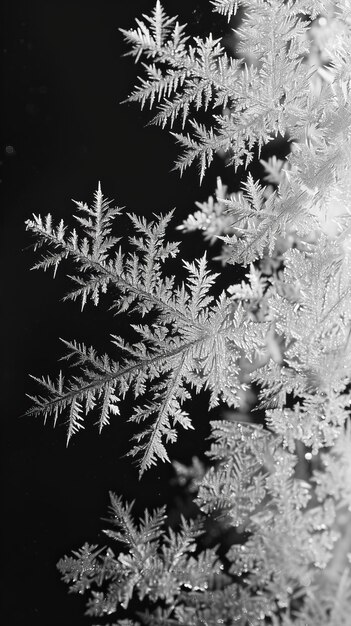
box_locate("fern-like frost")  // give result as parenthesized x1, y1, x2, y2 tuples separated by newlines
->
(26, 187, 265, 474)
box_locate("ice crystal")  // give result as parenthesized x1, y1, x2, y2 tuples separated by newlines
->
(26, 1, 351, 624)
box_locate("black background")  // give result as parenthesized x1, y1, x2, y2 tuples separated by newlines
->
(2, 2, 246, 624)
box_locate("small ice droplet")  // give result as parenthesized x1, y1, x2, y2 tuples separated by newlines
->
(5, 145, 16, 156)
(277, 599, 288, 608)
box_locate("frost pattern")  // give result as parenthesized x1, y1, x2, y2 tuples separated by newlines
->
(26, 1, 351, 624)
